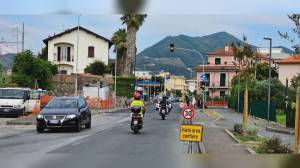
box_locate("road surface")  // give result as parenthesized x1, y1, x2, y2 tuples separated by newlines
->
(0, 104, 202, 168)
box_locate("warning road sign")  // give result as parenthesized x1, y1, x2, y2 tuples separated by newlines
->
(180, 124, 203, 142)
(181, 106, 195, 120)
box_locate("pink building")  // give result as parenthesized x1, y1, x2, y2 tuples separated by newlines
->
(196, 45, 237, 97)
(197, 45, 268, 98)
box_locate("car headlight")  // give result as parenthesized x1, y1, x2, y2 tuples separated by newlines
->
(14, 105, 22, 109)
(37, 115, 44, 119)
(66, 114, 77, 119)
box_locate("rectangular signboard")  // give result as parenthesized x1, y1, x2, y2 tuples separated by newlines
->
(180, 124, 203, 142)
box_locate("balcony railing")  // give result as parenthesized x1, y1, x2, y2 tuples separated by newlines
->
(206, 81, 232, 88)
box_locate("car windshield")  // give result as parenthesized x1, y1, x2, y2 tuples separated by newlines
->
(46, 98, 78, 108)
(0, 89, 25, 99)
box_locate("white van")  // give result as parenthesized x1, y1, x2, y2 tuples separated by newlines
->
(0, 88, 36, 117)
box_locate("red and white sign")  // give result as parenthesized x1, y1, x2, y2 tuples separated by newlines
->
(181, 106, 195, 120)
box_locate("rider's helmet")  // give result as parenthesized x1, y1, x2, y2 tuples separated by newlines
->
(133, 92, 142, 100)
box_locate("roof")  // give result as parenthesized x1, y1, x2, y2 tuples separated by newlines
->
(276, 55, 300, 64)
(208, 46, 268, 59)
(43, 26, 113, 47)
(136, 81, 161, 86)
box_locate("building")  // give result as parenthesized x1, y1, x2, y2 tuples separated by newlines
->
(257, 47, 290, 61)
(276, 55, 300, 86)
(43, 26, 113, 75)
(186, 78, 197, 93)
(135, 71, 152, 79)
(196, 45, 267, 97)
(165, 75, 186, 94)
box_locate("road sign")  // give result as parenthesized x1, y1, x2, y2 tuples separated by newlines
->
(181, 106, 195, 120)
(180, 124, 203, 142)
(200, 73, 207, 82)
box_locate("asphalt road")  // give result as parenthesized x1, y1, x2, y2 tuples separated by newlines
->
(0, 104, 201, 168)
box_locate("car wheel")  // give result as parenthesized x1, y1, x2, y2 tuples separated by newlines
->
(85, 116, 91, 129)
(75, 119, 81, 132)
(36, 126, 44, 133)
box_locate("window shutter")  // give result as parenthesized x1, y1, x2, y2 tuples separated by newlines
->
(88, 46, 94, 58)
(67, 47, 71, 61)
(57, 46, 61, 61)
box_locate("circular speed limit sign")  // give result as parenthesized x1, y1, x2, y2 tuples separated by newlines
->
(181, 106, 195, 120)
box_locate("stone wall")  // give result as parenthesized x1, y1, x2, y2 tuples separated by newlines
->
(51, 74, 113, 96)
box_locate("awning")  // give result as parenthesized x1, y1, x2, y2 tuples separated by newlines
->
(136, 81, 161, 87)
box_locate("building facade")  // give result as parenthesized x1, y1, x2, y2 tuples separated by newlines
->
(196, 45, 267, 97)
(135, 71, 152, 79)
(165, 75, 186, 94)
(43, 26, 112, 75)
(276, 55, 300, 86)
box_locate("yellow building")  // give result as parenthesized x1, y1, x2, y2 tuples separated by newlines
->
(165, 75, 186, 94)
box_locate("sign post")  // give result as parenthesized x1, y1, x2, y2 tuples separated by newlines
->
(180, 106, 203, 154)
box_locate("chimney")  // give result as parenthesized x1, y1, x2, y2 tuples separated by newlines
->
(225, 44, 229, 52)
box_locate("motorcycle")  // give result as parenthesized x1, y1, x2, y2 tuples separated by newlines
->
(130, 105, 143, 134)
(159, 104, 168, 120)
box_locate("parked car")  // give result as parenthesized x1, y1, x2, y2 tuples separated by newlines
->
(36, 96, 91, 133)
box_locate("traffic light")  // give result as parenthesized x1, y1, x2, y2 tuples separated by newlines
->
(170, 43, 175, 52)
(200, 81, 205, 91)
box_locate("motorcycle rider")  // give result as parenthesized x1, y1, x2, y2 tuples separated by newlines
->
(130, 92, 145, 117)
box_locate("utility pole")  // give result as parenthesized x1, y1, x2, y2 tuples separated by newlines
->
(75, 15, 81, 96)
(22, 23, 24, 52)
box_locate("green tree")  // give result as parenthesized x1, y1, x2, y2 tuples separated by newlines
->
(12, 50, 57, 89)
(84, 61, 106, 76)
(121, 14, 147, 75)
(112, 28, 127, 76)
(38, 46, 48, 60)
(251, 62, 278, 80)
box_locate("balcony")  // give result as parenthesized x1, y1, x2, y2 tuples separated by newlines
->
(206, 81, 232, 89)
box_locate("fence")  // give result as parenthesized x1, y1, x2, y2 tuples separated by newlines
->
(86, 98, 114, 109)
(230, 99, 276, 122)
(206, 101, 228, 107)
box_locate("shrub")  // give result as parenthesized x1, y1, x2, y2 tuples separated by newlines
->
(234, 124, 243, 135)
(246, 126, 258, 136)
(257, 136, 292, 154)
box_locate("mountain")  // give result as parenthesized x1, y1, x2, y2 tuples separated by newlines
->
(0, 53, 16, 71)
(275, 46, 294, 54)
(136, 32, 248, 77)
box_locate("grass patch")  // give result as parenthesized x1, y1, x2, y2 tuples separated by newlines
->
(276, 109, 286, 126)
(234, 133, 265, 142)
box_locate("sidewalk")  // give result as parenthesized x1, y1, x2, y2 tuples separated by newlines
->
(213, 108, 295, 148)
(194, 109, 248, 154)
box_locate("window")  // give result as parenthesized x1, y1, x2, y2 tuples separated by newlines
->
(215, 58, 221, 65)
(88, 46, 95, 58)
(57, 46, 71, 62)
(205, 73, 210, 86)
(220, 73, 226, 87)
(220, 91, 226, 97)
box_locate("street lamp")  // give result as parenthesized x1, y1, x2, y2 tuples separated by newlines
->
(264, 37, 272, 123)
(169, 43, 206, 113)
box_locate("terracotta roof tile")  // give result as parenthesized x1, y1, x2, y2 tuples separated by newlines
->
(276, 55, 300, 64)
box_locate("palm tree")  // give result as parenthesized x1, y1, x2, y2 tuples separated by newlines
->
(231, 37, 254, 133)
(111, 28, 127, 76)
(121, 14, 147, 76)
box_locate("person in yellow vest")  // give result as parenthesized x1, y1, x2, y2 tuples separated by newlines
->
(130, 92, 145, 117)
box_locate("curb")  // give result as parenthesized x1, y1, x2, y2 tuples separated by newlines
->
(266, 126, 294, 135)
(6, 121, 36, 126)
(224, 129, 258, 154)
(224, 129, 241, 143)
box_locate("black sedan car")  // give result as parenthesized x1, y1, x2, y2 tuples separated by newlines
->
(36, 97, 91, 133)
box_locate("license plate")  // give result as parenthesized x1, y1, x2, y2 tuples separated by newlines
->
(162, 110, 166, 114)
(49, 120, 59, 124)
(3, 109, 10, 112)
(133, 120, 138, 125)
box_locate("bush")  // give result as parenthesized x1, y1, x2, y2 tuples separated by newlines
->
(234, 124, 243, 135)
(257, 136, 292, 154)
(246, 126, 258, 136)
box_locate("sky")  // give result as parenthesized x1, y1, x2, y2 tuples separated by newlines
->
(0, 0, 299, 57)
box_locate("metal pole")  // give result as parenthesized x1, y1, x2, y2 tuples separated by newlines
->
(238, 65, 241, 112)
(75, 15, 81, 96)
(267, 39, 272, 123)
(114, 48, 117, 107)
(16, 28, 19, 53)
(294, 85, 300, 153)
(22, 23, 24, 52)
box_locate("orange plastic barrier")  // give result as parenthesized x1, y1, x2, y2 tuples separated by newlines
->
(86, 98, 115, 109)
(206, 101, 228, 107)
(40, 95, 53, 106)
